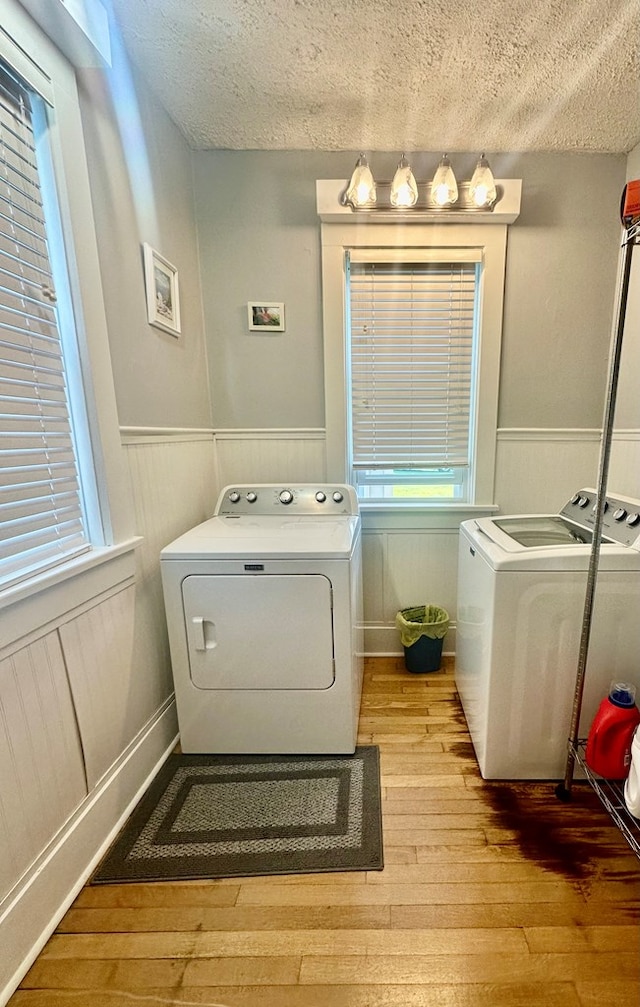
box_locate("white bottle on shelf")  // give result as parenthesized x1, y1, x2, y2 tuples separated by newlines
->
(624, 726, 640, 820)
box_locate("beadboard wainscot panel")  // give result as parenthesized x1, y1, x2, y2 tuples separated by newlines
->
(0, 632, 86, 903)
(494, 428, 601, 514)
(58, 584, 145, 789)
(121, 430, 218, 582)
(121, 428, 217, 715)
(360, 512, 474, 655)
(214, 429, 326, 486)
(609, 430, 640, 499)
(361, 529, 385, 628)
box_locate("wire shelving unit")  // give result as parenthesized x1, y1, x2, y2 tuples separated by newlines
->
(569, 740, 640, 858)
(555, 193, 640, 861)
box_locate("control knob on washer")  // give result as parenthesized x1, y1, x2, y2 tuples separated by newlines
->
(246, 492, 257, 503)
(613, 507, 627, 522)
(228, 491, 241, 503)
(315, 491, 326, 503)
(578, 495, 589, 508)
(626, 513, 640, 527)
(332, 490, 344, 503)
(279, 489, 294, 505)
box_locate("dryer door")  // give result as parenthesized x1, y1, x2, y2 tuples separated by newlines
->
(181, 574, 335, 690)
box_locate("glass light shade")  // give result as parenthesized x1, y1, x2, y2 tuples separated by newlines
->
(390, 155, 418, 208)
(344, 154, 376, 207)
(469, 154, 497, 207)
(431, 154, 458, 207)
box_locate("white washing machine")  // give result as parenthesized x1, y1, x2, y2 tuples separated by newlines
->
(456, 488, 640, 780)
(161, 484, 363, 754)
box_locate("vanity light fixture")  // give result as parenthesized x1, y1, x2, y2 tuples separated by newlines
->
(339, 154, 502, 214)
(390, 154, 418, 208)
(343, 153, 377, 208)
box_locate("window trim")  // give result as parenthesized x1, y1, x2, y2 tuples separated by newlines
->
(320, 220, 509, 509)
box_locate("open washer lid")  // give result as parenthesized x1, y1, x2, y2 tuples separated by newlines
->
(462, 518, 640, 572)
(462, 487, 640, 573)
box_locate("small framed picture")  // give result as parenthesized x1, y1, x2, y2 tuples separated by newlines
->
(247, 302, 285, 332)
(143, 243, 181, 337)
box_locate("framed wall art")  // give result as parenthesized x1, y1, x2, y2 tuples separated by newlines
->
(143, 243, 181, 336)
(247, 302, 285, 332)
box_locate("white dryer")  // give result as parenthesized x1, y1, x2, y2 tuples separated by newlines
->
(161, 484, 363, 754)
(456, 488, 640, 779)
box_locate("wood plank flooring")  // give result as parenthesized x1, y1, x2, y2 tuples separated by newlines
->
(11, 656, 640, 1007)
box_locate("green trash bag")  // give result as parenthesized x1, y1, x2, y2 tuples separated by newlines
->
(395, 605, 450, 648)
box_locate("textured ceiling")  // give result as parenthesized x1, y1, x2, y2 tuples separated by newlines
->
(108, 0, 640, 153)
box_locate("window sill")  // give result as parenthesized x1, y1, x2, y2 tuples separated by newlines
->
(359, 502, 499, 532)
(0, 538, 142, 654)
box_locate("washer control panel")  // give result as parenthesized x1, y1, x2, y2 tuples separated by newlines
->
(215, 484, 359, 517)
(561, 488, 640, 548)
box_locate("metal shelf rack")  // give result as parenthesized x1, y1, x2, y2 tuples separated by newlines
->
(570, 740, 640, 858)
(555, 196, 639, 855)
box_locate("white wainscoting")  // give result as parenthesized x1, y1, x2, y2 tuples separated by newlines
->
(609, 431, 640, 499)
(362, 524, 461, 655)
(59, 585, 143, 789)
(213, 429, 326, 486)
(494, 428, 602, 514)
(121, 428, 219, 714)
(121, 430, 219, 576)
(495, 428, 640, 512)
(0, 632, 87, 904)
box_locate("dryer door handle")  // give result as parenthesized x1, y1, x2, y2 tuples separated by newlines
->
(189, 616, 218, 652)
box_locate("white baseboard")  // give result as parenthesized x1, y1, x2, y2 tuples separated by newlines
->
(0, 700, 178, 1006)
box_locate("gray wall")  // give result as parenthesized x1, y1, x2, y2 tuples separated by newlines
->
(192, 151, 330, 429)
(498, 153, 625, 428)
(77, 61, 211, 430)
(193, 150, 625, 432)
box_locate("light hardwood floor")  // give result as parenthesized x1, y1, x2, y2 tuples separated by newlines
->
(11, 656, 640, 1007)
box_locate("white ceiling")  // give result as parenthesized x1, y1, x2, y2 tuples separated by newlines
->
(109, 0, 640, 154)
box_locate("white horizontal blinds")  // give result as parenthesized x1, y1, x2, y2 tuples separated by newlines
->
(0, 64, 88, 588)
(348, 256, 479, 471)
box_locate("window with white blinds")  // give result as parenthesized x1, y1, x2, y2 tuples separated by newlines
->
(347, 253, 480, 501)
(0, 63, 89, 589)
